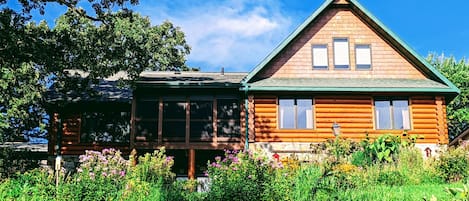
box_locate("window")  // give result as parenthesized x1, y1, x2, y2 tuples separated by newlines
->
(333, 38, 350, 69)
(217, 98, 240, 138)
(81, 111, 131, 143)
(355, 44, 371, 69)
(375, 98, 410, 130)
(279, 99, 313, 129)
(162, 98, 186, 142)
(312, 45, 328, 69)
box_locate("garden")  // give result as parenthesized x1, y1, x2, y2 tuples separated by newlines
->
(1, 134, 469, 201)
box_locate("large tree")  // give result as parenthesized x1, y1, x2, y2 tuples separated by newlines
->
(0, 0, 190, 141)
(427, 54, 469, 140)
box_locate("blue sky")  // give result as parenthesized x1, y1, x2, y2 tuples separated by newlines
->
(6, 0, 469, 72)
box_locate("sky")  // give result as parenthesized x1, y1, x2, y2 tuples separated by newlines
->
(6, 0, 469, 72)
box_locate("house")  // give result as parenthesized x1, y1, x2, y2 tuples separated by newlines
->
(47, 0, 459, 178)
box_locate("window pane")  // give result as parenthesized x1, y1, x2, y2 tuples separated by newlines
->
(190, 101, 213, 120)
(279, 99, 295, 128)
(217, 99, 240, 119)
(375, 100, 391, 129)
(135, 121, 157, 142)
(136, 100, 158, 119)
(217, 120, 241, 137)
(392, 100, 410, 129)
(81, 112, 131, 143)
(312, 45, 328, 69)
(162, 121, 185, 142)
(190, 121, 213, 141)
(163, 101, 186, 119)
(356, 45, 371, 69)
(297, 99, 313, 128)
(334, 38, 350, 69)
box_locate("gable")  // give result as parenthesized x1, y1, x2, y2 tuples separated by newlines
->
(243, 0, 459, 97)
(253, 5, 425, 80)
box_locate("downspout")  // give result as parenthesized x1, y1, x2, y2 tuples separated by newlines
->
(243, 84, 249, 150)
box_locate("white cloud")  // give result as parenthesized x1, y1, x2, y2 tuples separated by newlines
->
(137, 0, 293, 72)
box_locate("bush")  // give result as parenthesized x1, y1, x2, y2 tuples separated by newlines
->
(0, 168, 55, 200)
(0, 147, 40, 180)
(435, 146, 469, 182)
(205, 150, 280, 201)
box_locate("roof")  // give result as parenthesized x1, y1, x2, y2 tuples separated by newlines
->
(46, 70, 132, 103)
(248, 78, 454, 92)
(242, 0, 460, 97)
(47, 80, 132, 103)
(137, 71, 247, 88)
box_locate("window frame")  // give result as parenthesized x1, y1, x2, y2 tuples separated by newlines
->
(312, 44, 329, 70)
(278, 98, 314, 129)
(355, 44, 372, 70)
(333, 38, 350, 70)
(374, 97, 411, 130)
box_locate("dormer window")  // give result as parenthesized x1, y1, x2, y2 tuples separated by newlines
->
(312, 44, 328, 69)
(356, 44, 371, 70)
(333, 38, 350, 69)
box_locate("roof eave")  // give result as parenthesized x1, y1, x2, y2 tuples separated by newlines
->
(348, 0, 460, 95)
(247, 86, 459, 93)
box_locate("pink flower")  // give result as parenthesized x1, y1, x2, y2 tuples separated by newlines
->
(120, 171, 126, 177)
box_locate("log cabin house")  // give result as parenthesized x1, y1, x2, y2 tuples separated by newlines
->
(47, 0, 460, 178)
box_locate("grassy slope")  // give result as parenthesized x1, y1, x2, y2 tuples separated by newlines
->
(335, 183, 462, 201)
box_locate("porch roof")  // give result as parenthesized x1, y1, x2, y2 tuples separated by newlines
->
(137, 71, 247, 88)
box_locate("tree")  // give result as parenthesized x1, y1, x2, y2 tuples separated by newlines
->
(0, 0, 191, 141)
(427, 54, 469, 140)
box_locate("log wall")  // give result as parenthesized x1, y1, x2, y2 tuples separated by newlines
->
(254, 95, 447, 144)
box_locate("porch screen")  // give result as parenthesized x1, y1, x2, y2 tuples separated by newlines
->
(162, 99, 186, 142)
(190, 99, 213, 141)
(217, 98, 240, 138)
(81, 111, 130, 143)
(135, 99, 158, 142)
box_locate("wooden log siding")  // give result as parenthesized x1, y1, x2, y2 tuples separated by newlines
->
(254, 95, 445, 143)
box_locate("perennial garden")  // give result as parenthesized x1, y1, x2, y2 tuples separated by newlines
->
(0, 134, 468, 201)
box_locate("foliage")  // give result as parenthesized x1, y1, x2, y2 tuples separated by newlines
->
(310, 136, 361, 163)
(128, 148, 175, 184)
(435, 146, 469, 182)
(0, 0, 191, 140)
(445, 181, 469, 201)
(0, 168, 55, 200)
(0, 146, 40, 180)
(427, 54, 469, 139)
(205, 149, 281, 201)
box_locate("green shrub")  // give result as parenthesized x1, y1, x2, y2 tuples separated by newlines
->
(205, 150, 279, 201)
(129, 148, 175, 184)
(377, 169, 405, 186)
(0, 168, 55, 200)
(292, 164, 322, 201)
(435, 146, 469, 182)
(0, 147, 40, 180)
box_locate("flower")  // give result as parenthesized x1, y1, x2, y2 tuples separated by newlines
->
(120, 170, 126, 177)
(215, 156, 222, 161)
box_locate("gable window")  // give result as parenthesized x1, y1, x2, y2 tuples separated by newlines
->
(333, 38, 350, 69)
(279, 99, 313, 129)
(355, 44, 371, 69)
(312, 45, 328, 69)
(374, 98, 410, 130)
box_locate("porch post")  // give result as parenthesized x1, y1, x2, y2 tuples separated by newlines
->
(188, 149, 196, 179)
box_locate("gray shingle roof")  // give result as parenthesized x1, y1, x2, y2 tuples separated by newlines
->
(137, 71, 247, 88)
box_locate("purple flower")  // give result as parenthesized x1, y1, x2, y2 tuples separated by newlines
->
(120, 171, 126, 177)
(204, 171, 209, 177)
(102, 172, 108, 177)
(215, 156, 221, 161)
